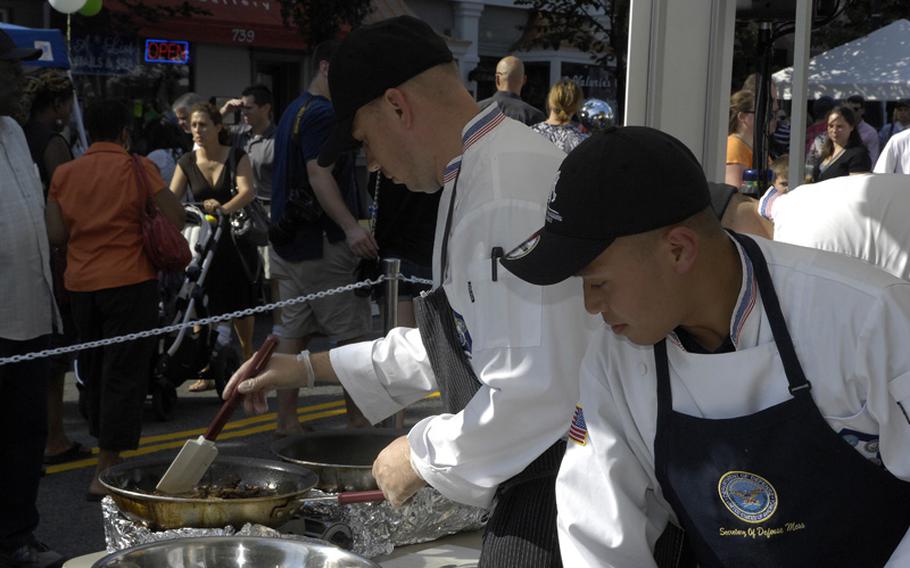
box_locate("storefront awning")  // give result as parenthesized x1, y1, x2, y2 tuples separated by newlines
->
(108, 0, 307, 51)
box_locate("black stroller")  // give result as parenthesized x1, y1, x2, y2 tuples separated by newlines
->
(149, 205, 241, 420)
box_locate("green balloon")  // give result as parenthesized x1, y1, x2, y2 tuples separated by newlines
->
(78, 0, 102, 17)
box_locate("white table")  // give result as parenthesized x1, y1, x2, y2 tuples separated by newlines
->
(62, 530, 482, 567)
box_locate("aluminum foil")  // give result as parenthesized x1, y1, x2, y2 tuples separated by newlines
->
(297, 487, 488, 558)
(101, 497, 281, 553)
(102, 487, 487, 558)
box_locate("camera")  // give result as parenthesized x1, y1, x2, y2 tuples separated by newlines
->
(268, 188, 323, 247)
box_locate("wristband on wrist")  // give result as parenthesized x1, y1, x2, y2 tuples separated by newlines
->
(296, 350, 316, 388)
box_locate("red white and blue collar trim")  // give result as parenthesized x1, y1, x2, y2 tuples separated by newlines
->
(442, 105, 507, 186)
(668, 236, 758, 351)
(730, 238, 758, 349)
(758, 186, 782, 221)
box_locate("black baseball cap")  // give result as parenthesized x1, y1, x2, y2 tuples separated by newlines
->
(0, 29, 41, 62)
(317, 16, 453, 167)
(501, 126, 711, 286)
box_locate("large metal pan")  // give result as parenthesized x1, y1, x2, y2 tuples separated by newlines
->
(100, 456, 319, 530)
(271, 429, 407, 492)
(91, 535, 381, 567)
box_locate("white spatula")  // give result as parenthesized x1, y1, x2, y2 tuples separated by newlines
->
(156, 335, 279, 494)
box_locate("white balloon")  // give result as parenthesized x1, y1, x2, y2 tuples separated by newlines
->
(49, 0, 88, 14)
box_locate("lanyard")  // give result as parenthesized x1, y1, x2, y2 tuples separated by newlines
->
(438, 168, 462, 282)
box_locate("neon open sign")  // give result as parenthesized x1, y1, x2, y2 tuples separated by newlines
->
(144, 39, 190, 65)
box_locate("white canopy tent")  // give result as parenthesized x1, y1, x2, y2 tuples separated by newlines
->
(773, 18, 910, 101)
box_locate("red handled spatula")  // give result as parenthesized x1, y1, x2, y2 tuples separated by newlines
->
(156, 334, 280, 494)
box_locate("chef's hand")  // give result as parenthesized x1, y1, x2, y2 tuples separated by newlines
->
(222, 354, 308, 415)
(372, 436, 426, 507)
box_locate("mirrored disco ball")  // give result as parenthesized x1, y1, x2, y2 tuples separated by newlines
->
(578, 99, 615, 131)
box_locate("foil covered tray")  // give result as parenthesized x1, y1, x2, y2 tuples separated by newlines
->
(103, 487, 487, 558)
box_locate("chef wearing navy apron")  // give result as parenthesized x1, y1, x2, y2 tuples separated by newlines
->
(502, 126, 910, 568)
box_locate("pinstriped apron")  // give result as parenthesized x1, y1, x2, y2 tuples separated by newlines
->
(414, 170, 565, 568)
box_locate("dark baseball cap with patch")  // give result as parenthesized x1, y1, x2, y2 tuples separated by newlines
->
(317, 16, 453, 167)
(0, 29, 41, 61)
(501, 126, 711, 286)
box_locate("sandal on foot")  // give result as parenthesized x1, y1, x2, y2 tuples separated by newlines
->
(188, 379, 216, 392)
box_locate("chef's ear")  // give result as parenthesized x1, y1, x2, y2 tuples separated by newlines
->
(664, 225, 699, 275)
(382, 88, 413, 126)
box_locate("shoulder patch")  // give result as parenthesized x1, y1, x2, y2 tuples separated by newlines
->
(568, 405, 587, 445)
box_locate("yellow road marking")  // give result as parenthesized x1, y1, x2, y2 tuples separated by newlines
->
(46, 405, 346, 475)
(47, 391, 441, 475)
(136, 399, 346, 446)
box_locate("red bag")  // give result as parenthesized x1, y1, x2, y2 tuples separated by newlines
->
(132, 154, 191, 272)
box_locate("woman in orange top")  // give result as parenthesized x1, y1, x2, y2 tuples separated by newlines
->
(725, 90, 755, 188)
(46, 100, 184, 500)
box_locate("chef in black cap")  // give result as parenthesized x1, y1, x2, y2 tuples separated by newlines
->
(225, 15, 594, 567)
(502, 126, 910, 567)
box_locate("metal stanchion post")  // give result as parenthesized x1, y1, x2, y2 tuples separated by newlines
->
(382, 258, 400, 333)
(380, 258, 404, 429)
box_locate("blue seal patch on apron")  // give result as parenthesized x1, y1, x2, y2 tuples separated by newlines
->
(717, 471, 778, 523)
(451, 308, 473, 357)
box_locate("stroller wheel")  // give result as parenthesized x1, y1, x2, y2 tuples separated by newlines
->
(152, 384, 178, 421)
(213, 344, 242, 400)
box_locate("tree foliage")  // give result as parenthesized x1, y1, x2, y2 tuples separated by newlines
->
(513, 0, 629, 116)
(277, 0, 374, 46)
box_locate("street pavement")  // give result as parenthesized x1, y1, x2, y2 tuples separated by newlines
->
(33, 312, 443, 561)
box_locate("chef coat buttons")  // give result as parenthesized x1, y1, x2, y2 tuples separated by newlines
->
(639, 362, 648, 376)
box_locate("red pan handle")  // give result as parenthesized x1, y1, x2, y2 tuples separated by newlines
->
(337, 490, 386, 505)
(204, 334, 279, 441)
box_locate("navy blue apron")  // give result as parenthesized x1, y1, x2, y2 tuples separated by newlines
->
(653, 233, 910, 568)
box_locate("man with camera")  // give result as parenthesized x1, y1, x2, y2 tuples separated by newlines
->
(269, 39, 378, 433)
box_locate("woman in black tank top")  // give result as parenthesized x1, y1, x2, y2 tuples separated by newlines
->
(170, 103, 259, 391)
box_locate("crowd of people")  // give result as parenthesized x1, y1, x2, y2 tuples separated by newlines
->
(4, 13, 910, 568)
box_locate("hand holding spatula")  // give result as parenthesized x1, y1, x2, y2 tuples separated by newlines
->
(156, 335, 280, 494)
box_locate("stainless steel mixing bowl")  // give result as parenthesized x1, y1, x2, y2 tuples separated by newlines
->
(91, 535, 381, 567)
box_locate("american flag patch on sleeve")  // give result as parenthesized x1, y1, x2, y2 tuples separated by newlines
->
(568, 405, 587, 446)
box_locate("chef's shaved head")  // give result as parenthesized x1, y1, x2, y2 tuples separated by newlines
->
(495, 55, 526, 94)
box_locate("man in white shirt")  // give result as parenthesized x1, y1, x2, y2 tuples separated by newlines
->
(874, 127, 910, 174)
(502, 127, 910, 567)
(753, 174, 910, 281)
(0, 30, 64, 568)
(225, 16, 593, 567)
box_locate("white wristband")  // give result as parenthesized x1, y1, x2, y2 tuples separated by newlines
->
(296, 350, 316, 389)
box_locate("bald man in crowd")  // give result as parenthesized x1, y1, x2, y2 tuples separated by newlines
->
(477, 55, 545, 126)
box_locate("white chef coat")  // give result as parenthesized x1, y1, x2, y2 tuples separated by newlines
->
(330, 105, 596, 508)
(557, 236, 910, 567)
(874, 127, 910, 174)
(758, 174, 910, 281)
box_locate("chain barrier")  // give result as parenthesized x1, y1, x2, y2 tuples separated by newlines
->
(0, 274, 434, 367)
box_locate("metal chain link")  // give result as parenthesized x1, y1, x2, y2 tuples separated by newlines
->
(0, 272, 437, 367)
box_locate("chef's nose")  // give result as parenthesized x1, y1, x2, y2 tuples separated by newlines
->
(583, 289, 607, 316)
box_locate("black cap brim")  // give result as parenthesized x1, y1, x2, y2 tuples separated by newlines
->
(500, 229, 612, 286)
(317, 115, 356, 167)
(0, 47, 41, 62)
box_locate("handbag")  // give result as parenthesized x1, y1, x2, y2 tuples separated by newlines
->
(227, 147, 270, 247)
(133, 154, 191, 273)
